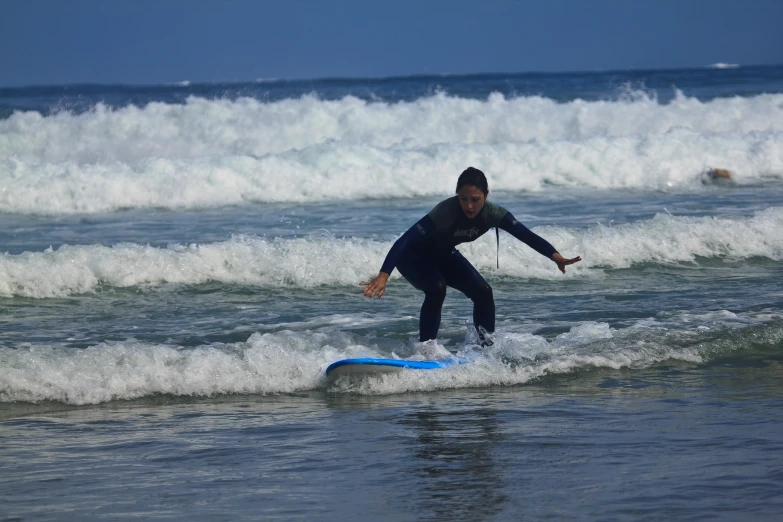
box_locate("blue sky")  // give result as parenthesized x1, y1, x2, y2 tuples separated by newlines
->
(2, 0, 782, 86)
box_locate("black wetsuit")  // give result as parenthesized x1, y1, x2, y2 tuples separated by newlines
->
(380, 196, 558, 342)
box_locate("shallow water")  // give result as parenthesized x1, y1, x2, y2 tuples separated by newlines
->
(3, 352, 782, 521)
(2, 66, 783, 520)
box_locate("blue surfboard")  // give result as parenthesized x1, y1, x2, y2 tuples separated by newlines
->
(325, 356, 461, 378)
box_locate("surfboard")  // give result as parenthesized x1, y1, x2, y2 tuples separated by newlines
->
(325, 357, 460, 378)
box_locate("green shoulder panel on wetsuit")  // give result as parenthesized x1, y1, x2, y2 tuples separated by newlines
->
(482, 200, 509, 227)
(427, 197, 509, 231)
(427, 196, 462, 232)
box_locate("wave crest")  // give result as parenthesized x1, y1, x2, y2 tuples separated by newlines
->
(2, 208, 781, 298)
(3, 317, 780, 405)
(2, 93, 782, 214)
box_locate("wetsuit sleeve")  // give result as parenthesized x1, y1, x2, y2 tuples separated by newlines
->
(499, 212, 558, 259)
(379, 215, 436, 275)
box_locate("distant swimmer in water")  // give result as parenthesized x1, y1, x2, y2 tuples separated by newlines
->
(361, 167, 582, 346)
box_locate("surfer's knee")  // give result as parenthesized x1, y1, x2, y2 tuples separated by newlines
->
(472, 282, 493, 304)
(426, 278, 447, 301)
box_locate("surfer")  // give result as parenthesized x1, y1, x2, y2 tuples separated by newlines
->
(360, 167, 581, 345)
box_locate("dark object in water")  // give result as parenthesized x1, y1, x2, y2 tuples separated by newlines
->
(702, 168, 733, 183)
(705, 168, 732, 180)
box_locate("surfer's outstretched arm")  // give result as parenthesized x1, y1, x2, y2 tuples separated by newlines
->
(360, 215, 436, 298)
(498, 212, 581, 273)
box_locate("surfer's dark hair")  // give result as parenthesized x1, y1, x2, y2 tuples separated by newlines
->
(456, 167, 489, 196)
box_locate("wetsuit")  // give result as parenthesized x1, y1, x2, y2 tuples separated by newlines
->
(380, 196, 559, 342)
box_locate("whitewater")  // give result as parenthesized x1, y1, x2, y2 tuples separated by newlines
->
(1, 90, 782, 214)
(1, 208, 781, 298)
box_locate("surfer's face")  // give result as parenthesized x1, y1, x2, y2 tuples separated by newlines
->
(457, 185, 486, 219)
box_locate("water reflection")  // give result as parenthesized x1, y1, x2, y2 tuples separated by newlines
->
(398, 405, 508, 521)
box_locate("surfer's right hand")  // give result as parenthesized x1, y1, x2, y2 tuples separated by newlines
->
(360, 272, 390, 298)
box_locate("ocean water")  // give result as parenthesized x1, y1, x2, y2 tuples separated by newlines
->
(1, 66, 783, 520)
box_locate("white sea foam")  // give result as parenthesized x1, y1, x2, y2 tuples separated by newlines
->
(1, 208, 781, 298)
(0, 331, 354, 404)
(3, 317, 778, 405)
(1, 92, 782, 214)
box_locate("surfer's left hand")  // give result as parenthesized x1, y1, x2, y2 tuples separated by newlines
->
(552, 253, 582, 274)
